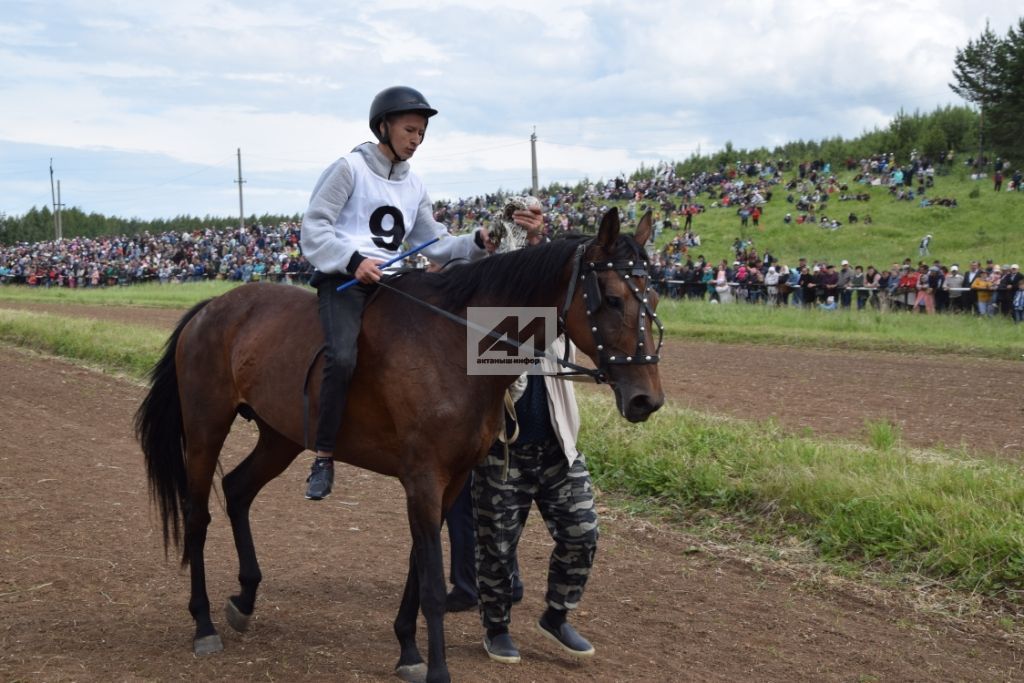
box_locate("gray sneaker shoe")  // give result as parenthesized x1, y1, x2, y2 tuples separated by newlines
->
(304, 458, 334, 500)
(483, 631, 521, 664)
(536, 617, 595, 658)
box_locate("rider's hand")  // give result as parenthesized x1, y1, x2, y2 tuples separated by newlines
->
(477, 227, 498, 253)
(354, 258, 385, 284)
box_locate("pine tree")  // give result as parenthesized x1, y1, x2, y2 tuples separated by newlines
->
(950, 21, 1000, 167)
(988, 18, 1024, 166)
(950, 21, 1001, 105)
(950, 18, 1024, 168)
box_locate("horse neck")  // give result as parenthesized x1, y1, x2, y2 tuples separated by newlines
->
(469, 282, 568, 311)
(466, 246, 573, 311)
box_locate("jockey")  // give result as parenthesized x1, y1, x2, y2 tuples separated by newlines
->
(299, 86, 542, 500)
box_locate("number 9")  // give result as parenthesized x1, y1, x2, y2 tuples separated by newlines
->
(369, 206, 406, 250)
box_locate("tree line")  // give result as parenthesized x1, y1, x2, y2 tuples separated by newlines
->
(0, 207, 301, 246)
(662, 104, 981, 183)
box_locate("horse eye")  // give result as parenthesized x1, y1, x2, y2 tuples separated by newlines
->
(606, 295, 624, 310)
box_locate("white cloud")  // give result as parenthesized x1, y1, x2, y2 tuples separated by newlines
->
(1, 0, 1020, 219)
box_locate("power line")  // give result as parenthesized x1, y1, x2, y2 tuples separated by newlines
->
(428, 139, 529, 160)
(69, 155, 236, 196)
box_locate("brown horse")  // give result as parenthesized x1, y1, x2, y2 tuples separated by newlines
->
(134, 208, 664, 683)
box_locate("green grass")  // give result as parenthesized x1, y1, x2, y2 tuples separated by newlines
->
(0, 308, 165, 377)
(865, 418, 902, 451)
(655, 298, 1024, 359)
(3, 162, 1021, 609)
(578, 393, 1024, 602)
(0, 280, 238, 308)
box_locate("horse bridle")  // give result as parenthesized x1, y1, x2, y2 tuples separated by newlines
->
(558, 238, 664, 384)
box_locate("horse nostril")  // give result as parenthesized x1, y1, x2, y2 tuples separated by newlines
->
(626, 394, 663, 422)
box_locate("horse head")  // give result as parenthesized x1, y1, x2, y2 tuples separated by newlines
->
(562, 208, 665, 422)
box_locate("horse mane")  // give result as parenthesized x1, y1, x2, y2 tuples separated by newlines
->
(396, 235, 590, 312)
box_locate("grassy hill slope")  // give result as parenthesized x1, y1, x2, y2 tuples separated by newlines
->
(644, 169, 1020, 269)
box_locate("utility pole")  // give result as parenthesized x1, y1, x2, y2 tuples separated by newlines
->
(235, 148, 246, 231)
(530, 127, 538, 195)
(49, 159, 59, 239)
(56, 180, 63, 240)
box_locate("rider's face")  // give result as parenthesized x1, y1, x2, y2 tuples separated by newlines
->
(382, 113, 428, 161)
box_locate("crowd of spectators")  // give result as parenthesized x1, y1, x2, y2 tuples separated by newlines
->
(0, 223, 312, 287)
(650, 250, 1024, 321)
(2, 155, 1021, 321)
(0, 158, 787, 288)
(773, 152, 970, 230)
(636, 154, 1023, 321)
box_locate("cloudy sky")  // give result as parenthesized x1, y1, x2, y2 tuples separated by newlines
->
(0, 1, 1018, 221)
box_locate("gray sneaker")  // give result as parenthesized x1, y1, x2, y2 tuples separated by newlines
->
(304, 458, 334, 500)
(483, 631, 521, 664)
(536, 617, 595, 658)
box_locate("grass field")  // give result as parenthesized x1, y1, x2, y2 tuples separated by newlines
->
(579, 393, 1024, 602)
(656, 298, 1024, 359)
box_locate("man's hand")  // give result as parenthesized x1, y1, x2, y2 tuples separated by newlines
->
(512, 204, 545, 244)
(354, 257, 385, 284)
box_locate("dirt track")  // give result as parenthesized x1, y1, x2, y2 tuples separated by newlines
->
(5, 300, 1023, 454)
(1, 301, 1023, 682)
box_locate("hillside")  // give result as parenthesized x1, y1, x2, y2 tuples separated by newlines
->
(645, 168, 1021, 270)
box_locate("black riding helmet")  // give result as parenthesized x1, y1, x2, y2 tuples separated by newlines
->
(369, 86, 438, 145)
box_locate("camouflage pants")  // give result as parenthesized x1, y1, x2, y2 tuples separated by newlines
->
(471, 438, 598, 630)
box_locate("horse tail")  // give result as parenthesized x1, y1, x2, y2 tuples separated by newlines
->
(133, 299, 212, 565)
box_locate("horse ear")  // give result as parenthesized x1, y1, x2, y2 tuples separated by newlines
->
(634, 210, 653, 248)
(596, 207, 621, 249)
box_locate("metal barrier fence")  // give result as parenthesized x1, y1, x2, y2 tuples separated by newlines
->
(2, 272, 1019, 316)
(657, 280, 1020, 314)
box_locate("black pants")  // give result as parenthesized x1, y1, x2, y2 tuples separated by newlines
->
(446, 476, 478, 599)
(314, 277, 375, 453)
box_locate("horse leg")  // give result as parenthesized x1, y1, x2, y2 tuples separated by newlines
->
(222, 422, 302, 633)
(397, 476, 451, 683)
(394, 548, 427, 683)
(183, 438, 228, 655)
(179, 400, 236, 656)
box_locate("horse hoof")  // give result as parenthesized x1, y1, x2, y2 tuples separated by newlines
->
(193, 634, 224, 656)
(225, 598, 251, 633)
(394, 662, 427, 683)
